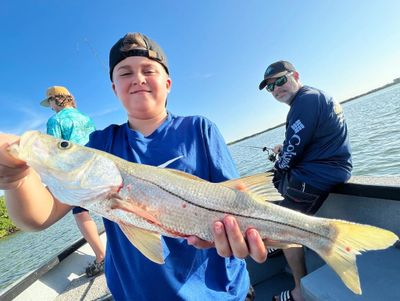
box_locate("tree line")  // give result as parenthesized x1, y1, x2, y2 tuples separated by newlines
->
(0, 195, 19, 238)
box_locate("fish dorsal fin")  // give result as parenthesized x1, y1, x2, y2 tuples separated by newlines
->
(221, 172, 282, 202)
(119, 223, 164, 264)
(164, 168, 207, 182)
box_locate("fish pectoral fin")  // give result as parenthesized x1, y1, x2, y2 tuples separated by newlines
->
(119, 223, 165, 264)
(110, 197, 160, 225)
(221, 172, 282, 202)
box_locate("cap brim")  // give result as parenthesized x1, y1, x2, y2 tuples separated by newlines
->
(259, 79, 268, 90)
(258, 71, 290, 90)
(40, 99, 50, 107)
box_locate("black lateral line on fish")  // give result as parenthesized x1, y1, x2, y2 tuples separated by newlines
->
(133, 175, 328, 239)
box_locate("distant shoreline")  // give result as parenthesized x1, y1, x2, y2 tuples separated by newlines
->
(228, 79, 400, 145)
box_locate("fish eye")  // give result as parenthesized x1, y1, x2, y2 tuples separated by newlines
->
(58, 141, 72, 149)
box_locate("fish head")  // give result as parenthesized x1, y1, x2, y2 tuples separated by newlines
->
(11, 131, 123, 207)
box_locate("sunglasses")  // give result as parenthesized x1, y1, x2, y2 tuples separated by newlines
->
(265, 73, 292, 92)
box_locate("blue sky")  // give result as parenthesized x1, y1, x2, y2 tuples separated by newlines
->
(1, 0, 399, 143)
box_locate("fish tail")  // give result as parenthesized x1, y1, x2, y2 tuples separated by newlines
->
(318, 220, 398, 295)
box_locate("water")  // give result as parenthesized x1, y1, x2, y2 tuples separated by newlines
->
(0, 213, 104, 291)
(0, 84, 399, 292)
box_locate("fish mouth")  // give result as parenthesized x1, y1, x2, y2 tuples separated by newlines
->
(9, 131, 42, 161)
(18, 131, 53, 162)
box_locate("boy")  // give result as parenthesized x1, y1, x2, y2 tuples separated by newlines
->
(0, 33, 266, 300)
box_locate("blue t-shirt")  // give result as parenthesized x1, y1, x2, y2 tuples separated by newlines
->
(86, 113, 249, 301)
(47, 107, 96, 145)
(275, 86, 352, 191)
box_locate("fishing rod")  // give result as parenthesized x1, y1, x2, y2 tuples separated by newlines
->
(84, 38, 108, 73)
(237, 145, 277, 162)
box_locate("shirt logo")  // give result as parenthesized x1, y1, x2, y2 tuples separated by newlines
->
(158, 155, 183, 168)
(291, 120, 304, 134)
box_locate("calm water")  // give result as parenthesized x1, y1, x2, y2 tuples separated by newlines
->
(0, 84, 399, 291)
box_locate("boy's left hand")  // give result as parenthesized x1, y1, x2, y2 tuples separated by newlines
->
(187, 215, 267, 263)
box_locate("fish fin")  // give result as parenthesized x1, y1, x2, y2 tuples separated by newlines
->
(221, 172, 282, 202)
(318, 220, 398, 294)
(119, 223, 165, 264)
(110, 197, 161, 225)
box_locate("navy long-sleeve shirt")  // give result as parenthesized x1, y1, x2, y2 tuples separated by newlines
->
(275, 86, 352, 191)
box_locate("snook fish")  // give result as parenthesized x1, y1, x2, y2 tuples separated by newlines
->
(9, 131, 398, 295)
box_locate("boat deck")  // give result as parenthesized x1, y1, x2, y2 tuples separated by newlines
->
(3, 233, 112, 301)
(56, 273, 111, 301)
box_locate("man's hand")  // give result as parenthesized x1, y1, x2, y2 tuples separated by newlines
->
(273, 144, 283, 154)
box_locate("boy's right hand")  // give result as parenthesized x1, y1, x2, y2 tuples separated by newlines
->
(0, 133, 30, 190)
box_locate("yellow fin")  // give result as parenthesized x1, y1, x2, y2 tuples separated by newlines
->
(119, 223, 165, 264)
(221, 172, 282, 202)
(318, 220, 398, 294)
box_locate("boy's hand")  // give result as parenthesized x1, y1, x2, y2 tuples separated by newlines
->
(187, 217, 267, 263)
(0, 133, 30, 190)
(214, 215, 267, 263)
(187, 181, 268, 263)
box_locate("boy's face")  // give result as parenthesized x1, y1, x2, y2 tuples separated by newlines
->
(112, 56, 171, 119)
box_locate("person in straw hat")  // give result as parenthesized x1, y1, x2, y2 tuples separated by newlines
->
(41, 85, 106, 277)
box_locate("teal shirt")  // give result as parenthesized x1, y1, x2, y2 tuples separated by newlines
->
(46, 108, 96, 145)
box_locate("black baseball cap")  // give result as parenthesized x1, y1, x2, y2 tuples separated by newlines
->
(109, 32, 169, 81)
(258, 60, 296, 90)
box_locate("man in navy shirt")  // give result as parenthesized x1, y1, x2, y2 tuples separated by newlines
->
(259, 61, 352, 301)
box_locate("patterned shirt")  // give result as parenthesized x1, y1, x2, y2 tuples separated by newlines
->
(46, 108, 95, 145)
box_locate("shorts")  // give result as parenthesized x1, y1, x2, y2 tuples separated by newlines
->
(274, 171, 329, 215)
(245, 285, 256, 301)
(72, 206, 88, 214)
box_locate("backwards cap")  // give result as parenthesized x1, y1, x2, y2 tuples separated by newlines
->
(109, 32, 169, 81)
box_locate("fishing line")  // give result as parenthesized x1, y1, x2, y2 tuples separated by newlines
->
(236, 145, 277, 162)
(84, 38, 108, 73)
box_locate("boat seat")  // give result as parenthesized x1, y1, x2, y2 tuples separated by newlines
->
(301, 185, 400, 301)
(301, 246, 400, 300)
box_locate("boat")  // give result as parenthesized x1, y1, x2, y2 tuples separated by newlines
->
(0, 232, 111, 301)
(247, 176, 400, 301)
(1, 176, 399, 300)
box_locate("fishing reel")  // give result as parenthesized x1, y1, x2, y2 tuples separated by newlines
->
(262, 147, 277, 162)
(237, 145, 277, 162)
